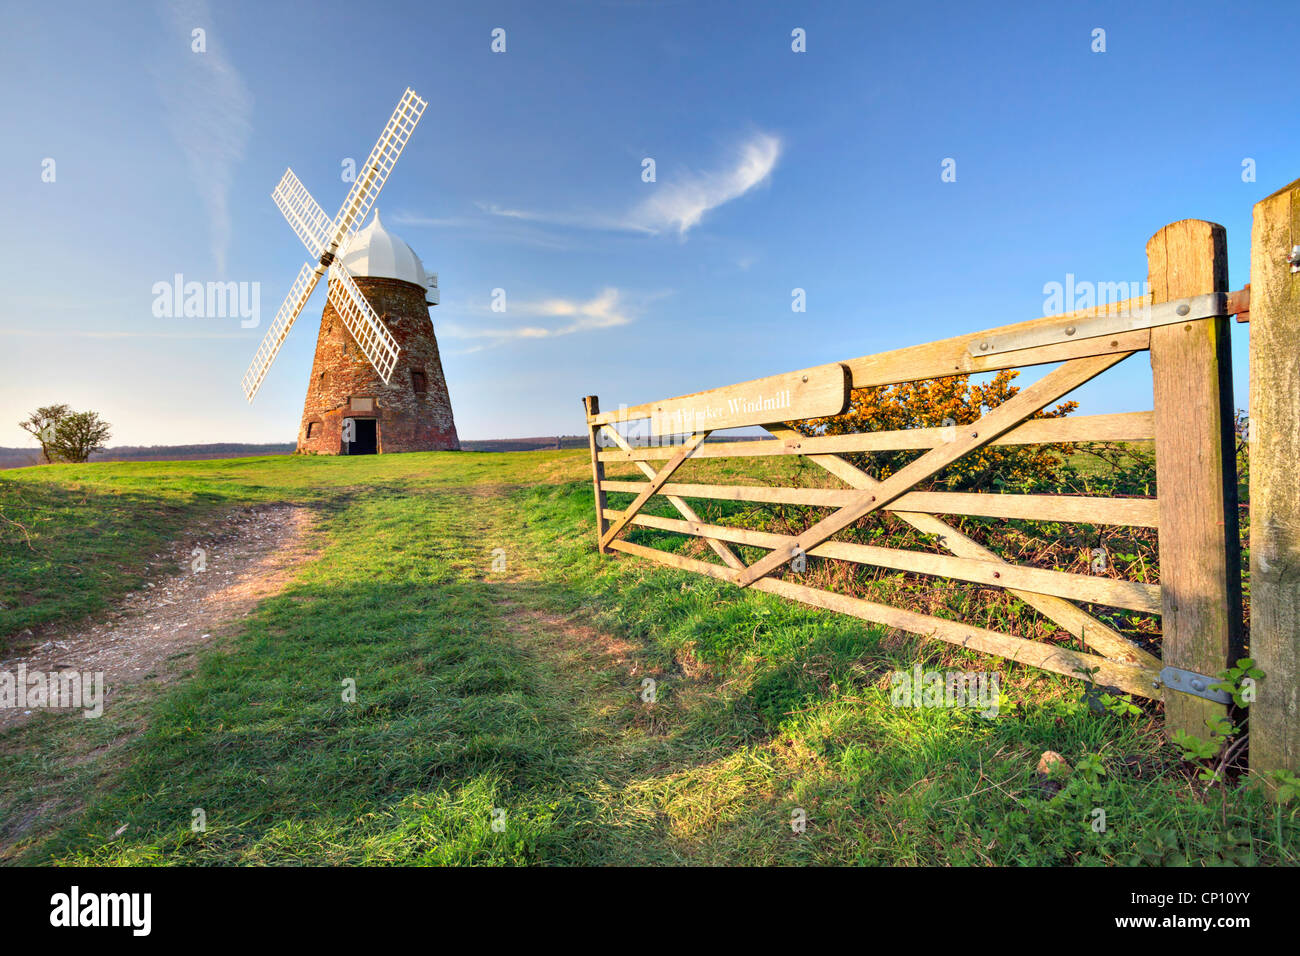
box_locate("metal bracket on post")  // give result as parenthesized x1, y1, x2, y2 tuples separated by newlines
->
(1158, 665, 1233, 705)
(969, 292, 1228, 357)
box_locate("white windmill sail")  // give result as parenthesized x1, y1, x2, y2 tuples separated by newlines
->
(242, 87, 428, 402)
(242, 263, 322, 401)
(328, 262, 401, 383)
(271, 168, 332, 261)
(328, 88, 427, 254)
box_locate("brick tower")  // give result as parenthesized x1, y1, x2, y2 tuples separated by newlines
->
(296, 211, 459, 454)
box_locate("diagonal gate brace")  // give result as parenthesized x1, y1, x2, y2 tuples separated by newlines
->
(734, 352, 1130, 588)
(600, 430, 710, 549)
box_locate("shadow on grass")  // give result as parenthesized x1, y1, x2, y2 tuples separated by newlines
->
(7, 476, 1296, 867)
(16, 570, 767, 865)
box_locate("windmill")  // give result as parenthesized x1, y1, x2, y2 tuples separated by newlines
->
(241, 88, 428, 402)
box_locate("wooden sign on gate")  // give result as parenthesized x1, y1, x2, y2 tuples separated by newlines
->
(589, 363, 851, 437)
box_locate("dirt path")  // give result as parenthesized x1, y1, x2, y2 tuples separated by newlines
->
(0, 504, 317, 729)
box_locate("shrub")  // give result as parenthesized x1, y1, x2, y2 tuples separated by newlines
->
(796, 370, 1077, 492)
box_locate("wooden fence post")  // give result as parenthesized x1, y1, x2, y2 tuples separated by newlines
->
(583, 395, 609, 552)
(1249, 179, 1300, 779)
(1146, 220, 1244, 742)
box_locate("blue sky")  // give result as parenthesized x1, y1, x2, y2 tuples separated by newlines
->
(1, 0, 1295, 446)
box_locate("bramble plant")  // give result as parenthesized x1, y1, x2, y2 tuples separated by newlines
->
(1167, 659, 1265, 785)
(1173, 714, 1242, 785)
(1074, 667, 1141, 719)
(1212, 657, 1263, 708)
(1173, 725, 1230, 763)
(1264, 770, 1300, 804)
(1099, 693, 1142, 718)
(1076, 753, 1108, 785)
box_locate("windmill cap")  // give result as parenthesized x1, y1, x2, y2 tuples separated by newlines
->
(337, 209, 429, 287)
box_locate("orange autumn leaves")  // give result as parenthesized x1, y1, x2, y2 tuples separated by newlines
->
(797, 369, 1077, 491)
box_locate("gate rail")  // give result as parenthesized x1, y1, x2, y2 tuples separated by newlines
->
(583, 194, 1300, 780)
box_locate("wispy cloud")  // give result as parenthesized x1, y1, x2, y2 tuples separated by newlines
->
(442, 288, 636, 346)
(474, 203, 642, 234)
(154, 0, 253, 274)
(629, 133, 782, 236)
(478, 132, 782, 239)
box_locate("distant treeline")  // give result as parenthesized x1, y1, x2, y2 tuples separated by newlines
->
(462, 436, 588, 452)
(461, 433, 773, 451)
(0, 443, 295, 469)
(0, 432, 773, 468)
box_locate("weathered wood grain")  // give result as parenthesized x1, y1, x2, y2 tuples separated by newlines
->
(587, 363, 850, 435)
(598, 411, 1155, 462)
(843, 298, 1151, 388)
(583, 396, 608, 552)
(1249, 179, 1300, 779)
(600, 480, 1159, 528)
(1147, 220, 1243, 741)
(608, 508, 1161, 612)
(734, 353, 1131, 588)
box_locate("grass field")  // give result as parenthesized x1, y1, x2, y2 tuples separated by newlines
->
(0, 451, 1295, 865)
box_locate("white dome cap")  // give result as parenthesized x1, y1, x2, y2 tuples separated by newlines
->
(338, 209, 429, 287)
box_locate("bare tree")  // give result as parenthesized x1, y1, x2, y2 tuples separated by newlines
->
(18, 404, 70, 463)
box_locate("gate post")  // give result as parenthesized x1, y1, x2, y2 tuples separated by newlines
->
(1248, 179, 1300, 780)
(583, 395, 609, 552)
(1146, 220, 1243, 743)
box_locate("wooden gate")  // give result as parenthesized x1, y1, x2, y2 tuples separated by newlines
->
(582, 216, 1272, 750)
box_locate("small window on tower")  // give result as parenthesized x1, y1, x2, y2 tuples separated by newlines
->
(411, 370, 427, 394)
(306, 422, 320, 438)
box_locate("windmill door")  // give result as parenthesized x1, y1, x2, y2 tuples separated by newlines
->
(344, 419, 378, 455)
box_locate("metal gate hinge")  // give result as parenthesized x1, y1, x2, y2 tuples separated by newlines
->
(1158, 665, 1232, 704)
(969, 292, 1228, 357)
(1227, 284, 1251, 323)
